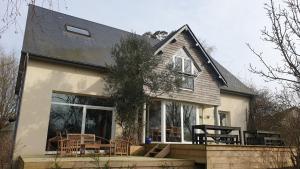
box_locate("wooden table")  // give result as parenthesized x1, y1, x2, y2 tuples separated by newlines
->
(192, 125, 242, 145)
(80, 143, 114, 156)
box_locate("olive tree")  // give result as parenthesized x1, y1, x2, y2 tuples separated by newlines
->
(106, 34, 181, 143)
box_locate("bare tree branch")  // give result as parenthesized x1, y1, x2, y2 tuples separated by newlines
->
(0, 49, 18, 129)
(0, 0, 66, 36)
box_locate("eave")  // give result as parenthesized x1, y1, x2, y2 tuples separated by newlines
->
(154, 24, 227, 86)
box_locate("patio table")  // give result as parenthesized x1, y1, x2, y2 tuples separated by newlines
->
(192, 125, 242, 145)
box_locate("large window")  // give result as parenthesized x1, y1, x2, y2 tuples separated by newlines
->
(174, 56, 194, 90)
(166, 102, 181, 142)
(147, 101, 200, 143)
(183, 104, 196, 142)
(147, 101, 161, 142)
(46, 92, 114, 151)
(165, 101, 197, 142)
(148, 101, 161, 142)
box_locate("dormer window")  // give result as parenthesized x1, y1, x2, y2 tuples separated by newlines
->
(65, 25, 90, 37)
(174, 54, 195, 90)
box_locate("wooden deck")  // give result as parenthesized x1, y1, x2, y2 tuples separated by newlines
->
(18, 156, 195, 169)
(145, 144, 294, 169)
(18, 144, 294, 169)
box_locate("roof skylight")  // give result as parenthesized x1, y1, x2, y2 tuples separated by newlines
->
(65, 25, 90, 37)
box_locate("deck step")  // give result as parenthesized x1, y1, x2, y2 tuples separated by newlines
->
(144, 144, 170, 158)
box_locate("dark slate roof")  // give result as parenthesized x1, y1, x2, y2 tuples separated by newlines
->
(22, 5, 255, 96)
(22, 5, 159, 67)
(212, 59, 255, 95)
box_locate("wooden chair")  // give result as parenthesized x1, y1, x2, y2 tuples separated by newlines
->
(57, 138, 80, 157)
(95, 136, 113, 156)
(171, 127, 181, 142)
(110, 139, 130, 156)
(47, 132, 62, 151)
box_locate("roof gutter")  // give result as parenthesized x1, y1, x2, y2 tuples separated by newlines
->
(220, 89, 257, 97)
(25, 52, 109, 72)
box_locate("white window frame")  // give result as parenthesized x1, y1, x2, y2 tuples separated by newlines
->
(173, 49, 195, 90)
(158, 101, 199, 144)
(45, 101, 116, 154)
(173, 56, 194, 75)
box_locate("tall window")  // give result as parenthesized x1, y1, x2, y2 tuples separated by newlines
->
(166, 102, 181, 142)
(148, 101, 161, 142)
(46, 92, 114, 151)
(164, 101, 197, 142)
(183, 104, 196, 142)
(174, 56, 194, 90)
(219, 111, 230, 126)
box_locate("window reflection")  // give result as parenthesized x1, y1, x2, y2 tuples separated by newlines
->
(46, 92, 114, 151)
(166, 102, 181, 142)
(52, 92, 114, 107)
(85, 109, 112, 143)
(46, 105, 83, 151)
(149, 101, 161, 142)
(183, 104, 196, 142)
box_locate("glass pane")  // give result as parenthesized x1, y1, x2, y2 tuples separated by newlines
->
(183, 104, 196, 142)
(174, 57, 182, 72)
(148, 101, 161, 142)
(66, 25, 90, 36)
(219, 112, 228, 126)
(46, 104, 83, 151)
(166, 102, 181, 142)
(184, 59, 192, 74)
(52, 92, 114, 107)
(85, 109, 112, 143)
(182, 76, 194, 89)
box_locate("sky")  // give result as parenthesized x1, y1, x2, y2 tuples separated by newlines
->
(0, 0, 283, 90)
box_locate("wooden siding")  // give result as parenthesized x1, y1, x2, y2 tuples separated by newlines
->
(19, 156, 195, 169)
(156, 31, 221, 106)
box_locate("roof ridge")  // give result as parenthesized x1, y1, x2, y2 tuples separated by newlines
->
(28, 4, 159, 41)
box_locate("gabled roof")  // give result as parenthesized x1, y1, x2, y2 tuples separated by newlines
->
(153, 24, 227, 85)
(22, 5, 255, 96)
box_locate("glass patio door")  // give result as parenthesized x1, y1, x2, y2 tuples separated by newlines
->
(84, 108, 112, 141)
(46, 92, 115, 151)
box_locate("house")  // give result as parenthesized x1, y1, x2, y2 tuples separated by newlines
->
(13, 5, 255, 158)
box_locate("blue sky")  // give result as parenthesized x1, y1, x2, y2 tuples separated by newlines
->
(0, 0, 281, 90)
